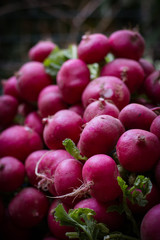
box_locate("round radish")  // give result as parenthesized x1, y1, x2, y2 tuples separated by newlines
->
(69, 102, 84, 117)
(108, 29, 145, 60)
(118, 103, 157, 130)
(0, 125, 43, 162)
(77, 33, 110, 64)
(57, 59, 90, 104)
(139, 58, 155, 78)
(38, 85, 67, 118)
(83, 98, 120, 123)
(144, 70, 160, 103)
(28, 40, 56, 62)
(0, 156, 25, 192)
(82, 76, 130, 110)
(78, 115, 124, 158)
(140, 203, 160, 240)
(24, 111, 44, 137)
(17, 61, 52, 102)
(43, 109, 83, 150)
(116, 129, 160, 172)
(150, 115, 160, 139)
(8, 187, 49, 228)
(2, 76, 21, 101)
(100, 58, 145, 93)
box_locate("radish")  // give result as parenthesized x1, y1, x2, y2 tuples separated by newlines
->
(17, 61, 52, 102)
(34, 149, 74, 195)
(54, 158, 83, 205)
(118, 103, 157, 130)
(108, 29, 145, 60)
(69, 102, 85, 117)
(83, 98, 120, 123)
(43, 109, 83, 150)
(2, 75, 21, 101)
(0, 156, 25, 192)
(57, 59, 90, 104)
(0, 94, 18, 129)
(48, 199, 74, 240)
(8, 187, 49, 228)
(38, 85, 67, 118)
(144, 70, 160, 103)
(24, 111, 44, 137)
(28, 40, 56, 62)
(25, 150, 48, 186)
(74, 197, 124, 230)
(77, 33, 110, 64)
(0, 125, 43, 162)
(18, 102, 37, 117)
(78, 115, 124, 158)
(139, 58, 155, 78)
(150, 115, 160, 139)
(140, 203, 160, 240)
(82, 76, 130, 110)
(116, 129, 160, 172)
(154, 159, 160, 189)
(100, 58, 145, 93)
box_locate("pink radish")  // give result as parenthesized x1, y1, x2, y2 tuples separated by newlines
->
(24, 111, 44, 137)
(69, 102, 85, 117)
(150, 115, 160, 139)
(144, 70, 160, 103)
(139, 58, 155, 78)
(77, 33, 110, 64)
(2, 76, 21, 101)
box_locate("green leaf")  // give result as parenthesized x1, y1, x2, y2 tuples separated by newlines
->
(88, 63, 100, 80)
(62, 138, 87, 161)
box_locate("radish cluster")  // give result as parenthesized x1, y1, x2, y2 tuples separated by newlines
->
(0, 30, 160, 240)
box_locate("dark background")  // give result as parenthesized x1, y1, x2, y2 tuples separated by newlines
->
(0, 0, 160, 79)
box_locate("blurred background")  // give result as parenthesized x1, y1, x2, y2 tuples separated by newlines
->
(0, 0, 160, 79)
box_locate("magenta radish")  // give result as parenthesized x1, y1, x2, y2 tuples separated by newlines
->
(54, 158, 83, 205)
(0, 125, 43, 162)
(34, 149, 74, 195)
(116, 129, 160, 172)
(74, 197, 124, 230)
(57, 59, 90, 104)
(18, 102, 37, 117)
(154, 159, 160, 189)
(0, 94, 18, 129)
(28, 40, 56, 62)
(100, 58, 145, 93)
(69, 102, 85, 117)
(38, 85, 67, 118)
(108, 29, 145, 60)
(43, 109, 83, 150)
(150, 115, 160, 139)
(24, 111, 44, 137)
(25, 150, 48, 186)
(17, 61, 52, 102)
(144, 70, 160, 103)
(78, 114, 124, 158)
(140, 203, 160, 240)
(2, 76, 21, 101)
(118, 103, 157, 130)
(8, 187, 49, 228)
(81, 154, 121, 202)
(48, 199, 74, 240)
(77, 33, 110, 64)
(139, 58, 155, 78)
(82, 76, 130, 110)
(0, 156, 25, 192)
(83, 98, 120, 123)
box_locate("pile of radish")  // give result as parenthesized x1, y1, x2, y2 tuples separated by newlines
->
(1, 29, 160, 240)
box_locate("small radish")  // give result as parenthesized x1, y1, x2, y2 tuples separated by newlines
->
(140, 203, 160, 240)
(38, 85, 67, 118)
(108, 29, 145, 60)
(74, 197, 124, 230)
(82, 76, 130, 110)
(24, 111, 44, 137)
(2, 76, 21, 101)
(0, 94, 18, 129)
(43, 110, 83, 150)
(0, 156, 25, 192)
(77, 33, 110, 64)
(57, 59, 90, 104)
(17, 61, 52, 102)
(144, 70, 160, 103)
(28, 40, 56, 62)
(150, 115, 160, 139)
(83, 98, 120, 123)
(8, 187, 49, 228)
(69, 102, 84, 117)
(48, 199, 74, 240)
(116, 129, 160, 172)
(78, 114, 124, 158)
(100, 58, 145, 93)
(139, 58, 155, 78)
(118, 103, 157, 130)
(0, 125, 43, 162)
